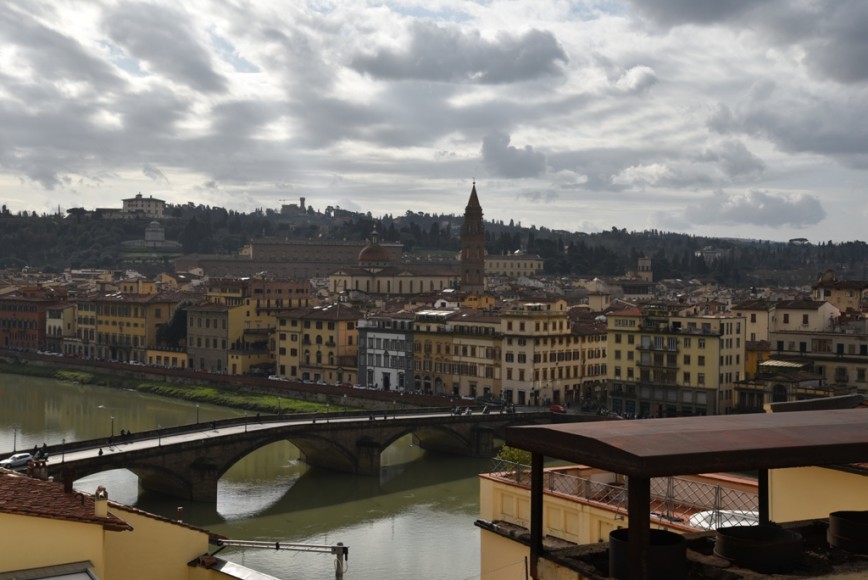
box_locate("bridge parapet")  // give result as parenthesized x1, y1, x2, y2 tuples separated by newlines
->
(38, 411, 593, 502)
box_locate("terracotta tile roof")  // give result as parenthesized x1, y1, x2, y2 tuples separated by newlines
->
(775, 299, 827, 310)
(0, 470, 131, 531)
(732, 299, 772, 311)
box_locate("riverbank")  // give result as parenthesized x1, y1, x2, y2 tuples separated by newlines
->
(0, 360, 336, 415)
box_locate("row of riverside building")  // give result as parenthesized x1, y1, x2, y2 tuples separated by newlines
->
(2, 186, 867, 414)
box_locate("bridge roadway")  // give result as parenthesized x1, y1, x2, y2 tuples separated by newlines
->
(17, 408, 588, 502)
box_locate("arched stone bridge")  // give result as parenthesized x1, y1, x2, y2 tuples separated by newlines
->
(39, 410, 595, 502)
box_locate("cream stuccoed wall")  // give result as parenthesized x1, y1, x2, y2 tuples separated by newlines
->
(104, 506, 217, 580)
(769, 466, 868, 523)
(0, 514, 106, 576)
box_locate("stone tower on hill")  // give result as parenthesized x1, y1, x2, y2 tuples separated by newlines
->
(461, 182, 485, 293)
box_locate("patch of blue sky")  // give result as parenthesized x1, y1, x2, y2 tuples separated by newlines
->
(98, 40, 147, 76)
(385, 2, 472, 23)
(209, 31, 259, 73)
(568, 0, 628, 20)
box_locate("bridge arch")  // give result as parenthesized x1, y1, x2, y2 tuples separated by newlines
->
(217, 432, 361, 479)
(48, 411, 558, 502)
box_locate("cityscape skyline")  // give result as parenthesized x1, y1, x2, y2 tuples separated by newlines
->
(1, 1, 867, 243)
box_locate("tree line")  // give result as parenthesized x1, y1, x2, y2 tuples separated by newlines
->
(1, 204, 866, 287)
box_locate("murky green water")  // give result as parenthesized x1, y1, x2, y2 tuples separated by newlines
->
(1, 373, 487, 579)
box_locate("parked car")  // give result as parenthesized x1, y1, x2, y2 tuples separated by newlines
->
(550, 404, 567, 414)
(0, 452, 33, 469)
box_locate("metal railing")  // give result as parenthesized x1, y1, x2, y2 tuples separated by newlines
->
(487, 459, 758, 528)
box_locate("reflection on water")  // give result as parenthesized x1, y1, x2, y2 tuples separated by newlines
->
(0, 373, 242, 451)
(76, 437, 488, 578)
(2, 374, 488, 579)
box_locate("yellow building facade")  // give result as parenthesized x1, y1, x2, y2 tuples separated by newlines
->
(275, 303, 361, 385)
(477, 465, 756, 580)
(0, 471, 263, 580)
(608, 306, 746, 416)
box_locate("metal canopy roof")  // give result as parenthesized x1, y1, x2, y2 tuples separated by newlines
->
(506, 408, 868, 479)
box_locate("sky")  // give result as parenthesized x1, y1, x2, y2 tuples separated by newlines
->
(1, 0, 867, 243)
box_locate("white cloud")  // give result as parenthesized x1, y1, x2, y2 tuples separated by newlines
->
(682, 190, 825, 228)
(0, 0, 865, 242)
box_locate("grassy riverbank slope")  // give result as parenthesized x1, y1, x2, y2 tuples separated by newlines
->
(0, 361, 336, 414)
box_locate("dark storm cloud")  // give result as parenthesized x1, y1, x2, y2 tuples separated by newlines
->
(625, 0, 765, 26)
(629, 0, 868, 84)
(682, 190, 825, 227)
(481, 132, 547, 178)
(518, 190, 559, 203)
(102, 2, 227, 93)
(142, 163, 168, 183)
(351, 22, 567, 84)
(696, 140, 765, 179)
(801, 2, 868, 84)
(211, 100, 279, 138)
(115, 88, 192, 139)
(708, 96, 868, 167)
(0, 3, 121, 91)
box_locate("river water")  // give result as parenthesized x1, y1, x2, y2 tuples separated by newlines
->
(0, 373, 490, 579)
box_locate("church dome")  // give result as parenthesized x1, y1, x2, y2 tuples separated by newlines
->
(358, 242, 391, 264)
(358, 228, 391, 267)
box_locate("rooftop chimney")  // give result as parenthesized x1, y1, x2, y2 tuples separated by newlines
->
(94, 486, 108, 518)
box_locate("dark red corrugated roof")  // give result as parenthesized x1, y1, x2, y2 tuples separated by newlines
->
(507, 408, 868, 479)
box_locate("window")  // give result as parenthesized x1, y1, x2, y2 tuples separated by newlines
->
(683, 354, 691, 365)
(697, 373, 705, 385)
(783, 313, 790, 324)
(698, 356, 705, 366)
(802, 314, 809, 325)
(750, 313, 756, 323)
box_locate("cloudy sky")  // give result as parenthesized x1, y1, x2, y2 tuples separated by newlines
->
(1, 0, 867, 242)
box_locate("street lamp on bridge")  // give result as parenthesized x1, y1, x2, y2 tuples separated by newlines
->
(196, 404, 200, 424)
(110, 416, 115, 439)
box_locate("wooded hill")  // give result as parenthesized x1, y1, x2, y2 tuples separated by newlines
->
(1, 203, 866, 287)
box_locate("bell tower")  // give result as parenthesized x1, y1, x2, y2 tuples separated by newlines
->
(461, 182, 485, 293)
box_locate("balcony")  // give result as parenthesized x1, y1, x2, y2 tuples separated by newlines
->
(484, 459, 757, 532)
(636, 358, 679, 369)
(636, 343, 679, 353)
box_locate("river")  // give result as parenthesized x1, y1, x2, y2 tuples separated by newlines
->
(0, 373, 490, 579)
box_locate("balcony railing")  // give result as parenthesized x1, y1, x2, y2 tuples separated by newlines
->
(487, 459, 758, 528)
(636, 344, 679, 353)
(636, 359, 679, 369)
